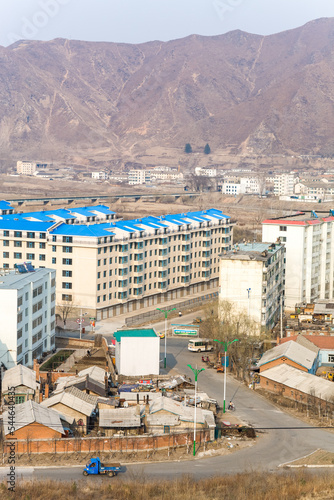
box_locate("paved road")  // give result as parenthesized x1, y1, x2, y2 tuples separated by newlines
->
(3, 337, 334, 483)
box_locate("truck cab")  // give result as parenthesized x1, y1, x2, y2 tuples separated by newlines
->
(83, 457, 121, 477)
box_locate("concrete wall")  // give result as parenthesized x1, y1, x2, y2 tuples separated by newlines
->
(117, 336, 160, 376)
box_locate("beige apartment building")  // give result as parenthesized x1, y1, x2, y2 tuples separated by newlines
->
(0, 206, 233, 319)
(16, 161, 37, 175)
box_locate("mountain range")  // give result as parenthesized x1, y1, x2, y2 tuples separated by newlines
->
(1, 17, 334, 164)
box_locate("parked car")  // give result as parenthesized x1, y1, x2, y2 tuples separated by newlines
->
(158, 332, 165, 339)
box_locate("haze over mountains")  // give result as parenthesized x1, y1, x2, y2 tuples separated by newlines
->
(1, 17, 334, 163)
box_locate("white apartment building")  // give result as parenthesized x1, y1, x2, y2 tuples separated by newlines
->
(0, 266, 56, 369)
(92, 171, 108, 180)
(128, 170, 151, 185)
(273, 172, 298, 196)
(262, 210, 334, 309)
(294, 181, 334, 202)
(219, 242, 285, 330)
(16, 161, 37, 175)
(221, 181, 241, 196)
(0, 205, 233, 319)
(194, 167, 217, 177)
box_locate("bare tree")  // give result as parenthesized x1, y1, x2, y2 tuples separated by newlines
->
(57, 298, 75, 327)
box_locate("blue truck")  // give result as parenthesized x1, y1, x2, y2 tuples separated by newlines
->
(83, 457, 121, 477)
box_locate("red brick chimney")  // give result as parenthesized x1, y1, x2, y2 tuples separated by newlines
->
(44, 383, 49, 399)
(33, 359, 40, 382)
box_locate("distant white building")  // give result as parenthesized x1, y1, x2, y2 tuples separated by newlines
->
(16, 161, 36, 175)
(274, 172, 298, 196)
(92, 171, 108, 180)
(0, 266, 56, 368)
(114, 329, 160, 376)
(219, 242, 285, 330)
(221, 181, 241, 196)
(128, 170, 152, 185)
(195, 167, 217, 177)
(262, 210, 334, 308)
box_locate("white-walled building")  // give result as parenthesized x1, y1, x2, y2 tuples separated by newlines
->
(195, 167, 217, 177)
(0, 266, 56, 368)
(219, 242, 285, 330)
(16, 161, 37, 175)
(92, 172, 108, 180)
(262, 210, 334, 309)
(114, 329, 160, 376)
(128, 170, 152, 185)
(273, 173, 298, 196)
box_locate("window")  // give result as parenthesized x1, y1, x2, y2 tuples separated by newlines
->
(27, 241, 35, 249)
(17, 296, 23, 307)
(17, 328, 22, 340)
(62, 282, 72, 289)
(33, 301, 43, 313)
(52, 245, 56, 252)
(40, 233, 46, 239)
(3, 230, 9, 237)
(328, 354, 334, 363)
(39, 242, 46, 249)
(62, 246, 72, 253)
(14, 231, 22, 238)
(63, 236, 73, 243)
(62, 270, 72, 277)
(14, 252, 22, 259)
(62, 294, 72, 301)
(52, 236, 57, 242)
(52, 257, 56, 264)
(39, 255, 46, 261)
(27, 232, 35, 239)
(279, 226, 287, 232)
(62, 258, 72, 265)
(26, 253, 35, 260)
(3, 252, 9, 258)
(3, 240, 9, 246)
(17, 312, 23, 323)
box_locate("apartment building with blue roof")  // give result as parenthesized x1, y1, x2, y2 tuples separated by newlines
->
(0, 204, 233, 319)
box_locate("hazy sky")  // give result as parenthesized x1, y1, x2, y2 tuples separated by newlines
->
(1, 0, 334, 47)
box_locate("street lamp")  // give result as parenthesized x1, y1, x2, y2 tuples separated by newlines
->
(246, 288, 251, 317)
(156, 307, 176, 369)
(214, 339, 239, 413)
(187, 364, 205, 456)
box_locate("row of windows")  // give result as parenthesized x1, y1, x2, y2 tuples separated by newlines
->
(3, 252, 45, 261)
(2, 231, 46, 239)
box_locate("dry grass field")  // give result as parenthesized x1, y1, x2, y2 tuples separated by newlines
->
(1, 470, 334, 500)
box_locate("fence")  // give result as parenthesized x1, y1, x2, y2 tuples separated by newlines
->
(125, 292, 218, 326)
(3, 429, 210, 456)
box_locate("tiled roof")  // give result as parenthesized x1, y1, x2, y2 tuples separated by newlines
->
(258, 340, 317, 370)
(3, 400, 65, 435)
(41, 386, 97, 416)
(2, 365, 38, 392)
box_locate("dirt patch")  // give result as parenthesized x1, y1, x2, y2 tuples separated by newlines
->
(286, 449, 334, 467)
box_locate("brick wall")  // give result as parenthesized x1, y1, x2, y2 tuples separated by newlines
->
(3, 429, 210, 455)
(259, 358, 308, 373)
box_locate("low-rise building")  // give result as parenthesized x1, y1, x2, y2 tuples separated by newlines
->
(128, 170, 151, 185)
(2, 400, 65, 440)
(1, 364, 39, 405)
(258, 340, 318, 374)
(0, 266, 56, 368)
(41, 386, 97, 434)
(16, 161, 37, 175)
(114, 329, 160, 376)
(219, 242, 285, 330)
(99, 407, 142, 436)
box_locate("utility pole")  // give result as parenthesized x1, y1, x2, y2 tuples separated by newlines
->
(156, 307, 176, 369)
(187, 364, 205, 456)
(280, 294, 283, 339)
(214, 339, 239, 413)
(247, 288, 251, 318)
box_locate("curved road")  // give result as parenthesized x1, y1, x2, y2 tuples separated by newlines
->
(2, 338, 334, 483)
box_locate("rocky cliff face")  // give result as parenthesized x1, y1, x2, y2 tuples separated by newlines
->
(1, 18, 334, 162)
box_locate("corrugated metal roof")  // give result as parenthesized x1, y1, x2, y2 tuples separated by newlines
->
(114, 328, 157, 342)
(2, 365, 38, 392)
(3, 400, 65, 435)
(0, 267, 54, 290)
(99, 407, 141, 427)
(148, 395, 211, 425)
(78, 366, 107, 384)
(260, 364, 334, 401)
(41, 387, 97, 416)
(258, 340, 317, 370)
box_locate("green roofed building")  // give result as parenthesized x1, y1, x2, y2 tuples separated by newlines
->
(114, 329, 160, 376)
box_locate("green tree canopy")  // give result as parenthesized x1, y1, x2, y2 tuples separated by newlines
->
(185, 143, 192, 153)
(204, 143, 211, 154)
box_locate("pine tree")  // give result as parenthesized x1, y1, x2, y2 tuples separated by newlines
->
(204, 143, 211, 155)
(184, 143, 192, 154)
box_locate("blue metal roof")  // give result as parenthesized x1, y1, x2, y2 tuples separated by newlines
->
(0, 200, 14, 211)
(86, 205, 115, 215)
(50, 223, 116, 237)
(69, 207, 98, 217)
(0, 220, 53, 231)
